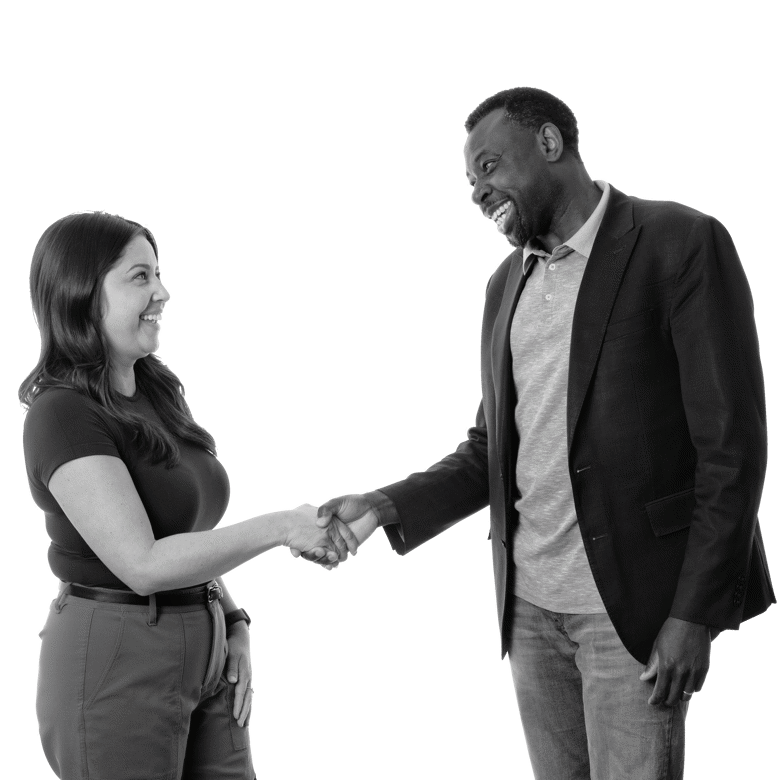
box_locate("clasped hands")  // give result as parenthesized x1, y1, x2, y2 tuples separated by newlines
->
(285, 495, 378, 568)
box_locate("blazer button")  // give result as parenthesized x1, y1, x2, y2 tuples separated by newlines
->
(501, 539, 507, 549)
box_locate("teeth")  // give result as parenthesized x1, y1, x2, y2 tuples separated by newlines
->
(490, 201, 512, 233)
(140, 314, 161, 322)
(490, 201, 511, 222)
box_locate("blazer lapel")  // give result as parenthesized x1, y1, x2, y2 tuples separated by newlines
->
(567, 189, 641, 449)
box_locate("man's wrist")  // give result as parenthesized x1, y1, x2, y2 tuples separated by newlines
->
(364, 490, 400, 527)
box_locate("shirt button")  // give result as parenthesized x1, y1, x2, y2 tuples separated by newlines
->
(545, 294, 552, 301)
(549, 264, 556, 270)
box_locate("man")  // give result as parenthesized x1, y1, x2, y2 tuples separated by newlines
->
(305, 88, 775, 779)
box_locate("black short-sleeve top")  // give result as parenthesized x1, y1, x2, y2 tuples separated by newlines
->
(23, 388, 230, 588)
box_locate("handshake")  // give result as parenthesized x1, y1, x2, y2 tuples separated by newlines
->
(283, 494, 380, 569)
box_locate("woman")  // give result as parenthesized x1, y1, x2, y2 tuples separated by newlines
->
(20, 211, 356, 780)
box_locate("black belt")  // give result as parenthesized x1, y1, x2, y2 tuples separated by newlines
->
(64, 581, 223, 607)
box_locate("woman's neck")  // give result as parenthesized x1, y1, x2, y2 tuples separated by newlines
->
(110, 363, 137, 397)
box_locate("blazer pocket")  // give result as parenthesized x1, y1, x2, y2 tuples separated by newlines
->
(603, 308, 657, 342)
(645, 488, 696, 536)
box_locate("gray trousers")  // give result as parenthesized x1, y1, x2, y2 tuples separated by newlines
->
(37, 587, 254, 780)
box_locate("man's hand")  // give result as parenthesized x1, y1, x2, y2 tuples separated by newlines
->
(640, 616, 711, 707)
(290, 494, 379, 567)
(317, 493, 379, 558)
(282, 504, 357, 568)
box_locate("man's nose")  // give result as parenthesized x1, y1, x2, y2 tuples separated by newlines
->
(471, 180, 491, 206)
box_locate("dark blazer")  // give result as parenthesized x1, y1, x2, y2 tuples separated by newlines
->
(378, 187, 774, 663)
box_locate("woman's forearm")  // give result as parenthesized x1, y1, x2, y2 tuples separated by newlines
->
(137, 512, 288, 594)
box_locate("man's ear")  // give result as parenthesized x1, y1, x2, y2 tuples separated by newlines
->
(538, 123, 564, 162)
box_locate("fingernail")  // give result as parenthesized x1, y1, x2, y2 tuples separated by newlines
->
(229, 675, 237, 683)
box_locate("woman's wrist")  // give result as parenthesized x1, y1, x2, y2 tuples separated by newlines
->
(274, 510, 294, 548)
(226, 619, 250, 638)
(224, 607, 251, 628)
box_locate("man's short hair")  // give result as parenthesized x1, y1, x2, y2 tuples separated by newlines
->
(465, 87, 581, 160)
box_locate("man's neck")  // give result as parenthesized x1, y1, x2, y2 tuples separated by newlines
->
(538, 170, 602, 253)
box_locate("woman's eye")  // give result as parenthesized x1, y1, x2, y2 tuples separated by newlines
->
(135, 271, 162, 281)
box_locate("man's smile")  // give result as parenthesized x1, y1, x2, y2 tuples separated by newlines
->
(489, 200, 514, 234)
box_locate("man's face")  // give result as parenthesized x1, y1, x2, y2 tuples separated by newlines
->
(464, 108, 562, 248)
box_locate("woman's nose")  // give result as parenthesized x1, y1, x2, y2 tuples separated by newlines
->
(154, 279, 171, 302)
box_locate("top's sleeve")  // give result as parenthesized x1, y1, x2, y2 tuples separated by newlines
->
(24, 390, 123, 489)
(374, 401, 491, 554)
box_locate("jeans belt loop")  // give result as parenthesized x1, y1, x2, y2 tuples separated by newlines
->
(147, 592, 158, 626)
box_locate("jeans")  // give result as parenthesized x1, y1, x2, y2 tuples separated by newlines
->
(508, 595, 687, 780)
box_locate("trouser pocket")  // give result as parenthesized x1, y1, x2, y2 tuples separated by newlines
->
(82, 609, 183, 780)
(83, 608, 125, 708)
(227, 680, 251, 751)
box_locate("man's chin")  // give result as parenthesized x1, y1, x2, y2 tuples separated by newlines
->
(506, 225, 529, 249)
(501, 212, 530, 249)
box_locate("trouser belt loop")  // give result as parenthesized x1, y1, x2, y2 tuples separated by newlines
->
(147, 592, 158, 626)
(54, 589, 67, 613)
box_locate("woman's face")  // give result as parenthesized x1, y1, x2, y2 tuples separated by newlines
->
(100, 235, 170, 370)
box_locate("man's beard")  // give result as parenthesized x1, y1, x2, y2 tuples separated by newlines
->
(507, 175, 564, 248)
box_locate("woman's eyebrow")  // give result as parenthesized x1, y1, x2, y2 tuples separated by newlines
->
(125, 262, 153, 274)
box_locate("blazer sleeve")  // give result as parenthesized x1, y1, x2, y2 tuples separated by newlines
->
(375, 402, 491, 554)
(669, 215, 767, 628)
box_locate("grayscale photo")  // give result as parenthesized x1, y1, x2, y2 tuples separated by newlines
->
(3, 2, 777, 778)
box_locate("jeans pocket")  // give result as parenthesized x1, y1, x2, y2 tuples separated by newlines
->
(83, 609, 125, 709)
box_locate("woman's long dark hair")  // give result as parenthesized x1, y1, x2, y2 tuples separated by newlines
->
(19, 211, 216, 466)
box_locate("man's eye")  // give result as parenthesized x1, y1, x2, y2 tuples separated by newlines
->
(483, 160, 497, 173)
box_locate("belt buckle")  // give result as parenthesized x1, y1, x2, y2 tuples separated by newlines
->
(207, 581, 223, 603)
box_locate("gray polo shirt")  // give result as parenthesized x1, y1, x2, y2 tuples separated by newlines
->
(511, 181, 610, 613)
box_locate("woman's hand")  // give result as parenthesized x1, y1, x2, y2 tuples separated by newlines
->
(282, 504, 358, 565)
(226, 621, 253, 727)
(290, 501, 374, 568)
